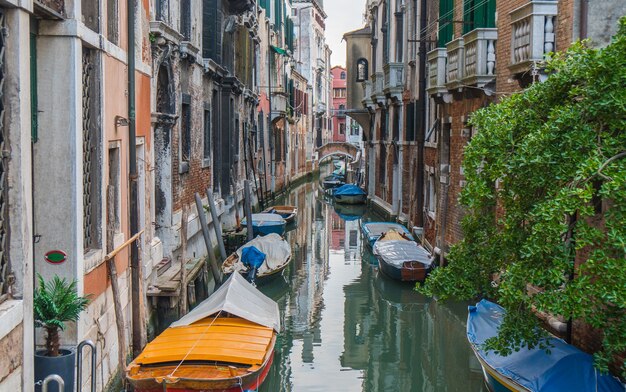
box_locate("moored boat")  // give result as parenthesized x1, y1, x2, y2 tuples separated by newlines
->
(242, 213, 287, 236)
(262, 205, 298, 224)
(126, 273, 280, 392)
(221, 233, 292, 285)
(373, 230, 434, 282)
(467, 299, 624, 392)
(361, 221, 413, 248)
(332, 184, 367, 205)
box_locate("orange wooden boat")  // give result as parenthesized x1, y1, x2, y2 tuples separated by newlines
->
(126, 273, 280, 391)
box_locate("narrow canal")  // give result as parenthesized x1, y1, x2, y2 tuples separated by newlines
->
(257, 178, 488, 391)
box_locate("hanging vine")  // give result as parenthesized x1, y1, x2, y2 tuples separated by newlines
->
(420, 19, 626, 376)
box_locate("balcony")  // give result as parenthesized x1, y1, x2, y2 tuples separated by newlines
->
(462, 28, 497, 88)
(271, 91, 288, 122)
(383, 62, 404, 101)
(509, 1, 558, 75)
(445, 38, 464, 90)
(316, 58, 326, 72)
(34, 0, 64, 18)
(361, 80, 375, 110)
(370, 72, 386, 107)
(427, 48, 447, 97)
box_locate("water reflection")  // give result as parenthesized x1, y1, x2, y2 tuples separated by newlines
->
(259, 182, 487, 391)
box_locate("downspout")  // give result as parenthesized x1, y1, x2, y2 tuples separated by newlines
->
(268, 22, 275, 196)
(415, 0, 427, 227)
(579, 0, 588, 40)
(128, 0, 142, 359)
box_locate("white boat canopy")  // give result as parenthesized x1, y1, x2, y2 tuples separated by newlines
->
(170, 272, 281, 332)
(234, 233, 291, 273)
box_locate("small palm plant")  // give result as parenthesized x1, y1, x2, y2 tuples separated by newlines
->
(33, 274, 90, 357)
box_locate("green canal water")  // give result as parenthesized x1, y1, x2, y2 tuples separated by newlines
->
(257, 180, 488, 392)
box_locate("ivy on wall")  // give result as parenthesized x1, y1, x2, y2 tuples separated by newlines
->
(420, 19, 626, 376)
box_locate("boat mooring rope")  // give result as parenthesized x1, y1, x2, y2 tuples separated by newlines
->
(167, 310, 224, 378)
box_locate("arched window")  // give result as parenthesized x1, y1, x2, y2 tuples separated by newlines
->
(356, 58, 369, 82)
(340, 71, 346, 79)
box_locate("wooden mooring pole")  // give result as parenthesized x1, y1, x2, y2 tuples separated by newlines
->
(244, 180, 254, 241)
(205, 189, 227, 261)
(194, 193, 223, 286)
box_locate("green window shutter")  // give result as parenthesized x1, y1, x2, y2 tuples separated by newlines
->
(463, 0, 495, 34)
(438, 0, 454, 47)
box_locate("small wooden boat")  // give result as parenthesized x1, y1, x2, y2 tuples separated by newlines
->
(221, 233, 292, 285)
(332, 184, 367, 205)
(373, 230, 433, 282)
(262, 205, 298, 224)
(467, 300, 624, 392)
(241, 213, 287, 236)
(361, 221, 413, 248)
(126, 273, 280, 392)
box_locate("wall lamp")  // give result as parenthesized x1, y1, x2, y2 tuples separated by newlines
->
(115, 115, 130, 127)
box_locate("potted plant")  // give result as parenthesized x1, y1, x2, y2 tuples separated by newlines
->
(33, 274, 90, 392)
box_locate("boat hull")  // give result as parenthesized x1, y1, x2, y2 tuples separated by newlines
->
(252, 222, 286, 237)
(334, 193, 367, 205)
(133, 351, 275, 392)
(377, 257, 430, 282)
(470, 346, 527, 392)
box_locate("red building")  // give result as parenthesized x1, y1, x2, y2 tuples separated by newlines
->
(331, 66, 348, 142)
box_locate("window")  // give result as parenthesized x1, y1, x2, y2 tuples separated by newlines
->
(82, 47, 102, 252)
(334, 89, 346, 99)
(181, 0, 191, 40)
(107, 146, 121, 252)
(107, 0, 119, 44)
(181, 94, 191, 165)
(380, 108, 388, 140)
(395, 8, 403, 62)
(339, 123, 346, 134)
(382, 1, 390, 64)
(203, 102, 211, 161)
(203, 0, 223, 62)
(427, 172, 437, 215)
(438, 0, 454, 47)
(406, 102, 416, 141)
(392, 106, 400, 141)
(356, 59, 368, 81)
(463, 0, 495, 34)
(340, 71, 346, 79)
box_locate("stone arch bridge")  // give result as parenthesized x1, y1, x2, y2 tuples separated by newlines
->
(316, 142, 359, 162)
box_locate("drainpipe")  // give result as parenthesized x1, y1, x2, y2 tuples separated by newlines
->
(268, 22, 275, 196)
(415, 0, 427, 227)
(128, 0, 142, 359)
(579, 0, 588, 40)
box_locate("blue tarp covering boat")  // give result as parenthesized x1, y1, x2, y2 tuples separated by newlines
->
(333, 184, 367, 204)
(467, 299, 624, 392)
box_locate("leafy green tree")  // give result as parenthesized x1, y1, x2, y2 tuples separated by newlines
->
(34, 274, 91, 357)
(420, 19, 626, 375)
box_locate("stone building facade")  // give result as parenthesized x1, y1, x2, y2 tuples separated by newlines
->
(0, 0, 321, 390)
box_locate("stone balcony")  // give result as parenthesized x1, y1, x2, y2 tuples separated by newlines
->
(426, 48, 447, 97)
(271, 91, 288, 122)
(316, 57, 326, 71)
(383, 62, 404, 101)
(509, 0, 558, 75)
(462, 28, 497, 88)
(370, 72, 386, 107)
(34, 0, 64, 18)
(361, 80, 375, 110)
(445, 37, 464, 90)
